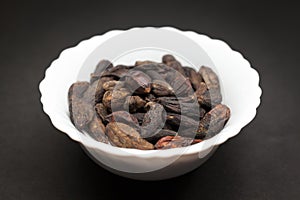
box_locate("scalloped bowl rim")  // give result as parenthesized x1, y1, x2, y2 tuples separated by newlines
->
(39, 27, 262, 158)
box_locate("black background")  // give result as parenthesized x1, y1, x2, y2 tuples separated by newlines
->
(1, 0, 299, 199)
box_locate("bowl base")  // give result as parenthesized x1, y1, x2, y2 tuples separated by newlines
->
(82, 145, 218, 181)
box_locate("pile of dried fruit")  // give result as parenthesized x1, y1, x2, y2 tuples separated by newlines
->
(68, 55, 230, 150)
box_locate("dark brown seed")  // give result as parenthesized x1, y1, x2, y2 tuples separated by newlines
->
(105, 122, 154, 150)
(105, 111, 139, 128)
(151, 80, 174, 96)
(197, 104, 231, 139)
(90, 60, 113, 83)
(124, 70, 151, 94)
(155, 136, 202, 149)
(87, 116, 109, 143)
(199, 66, 220, 90)
(195, 82, 222, 108)
(183, 66, 203, 90)
(140, 102, 166, 139)
(143, 129, 177, 144)
(162, 54, 176, 65)
(135, 60, 157, 66)
(124, 96, 147, 113)
(95, 103, 108, 122)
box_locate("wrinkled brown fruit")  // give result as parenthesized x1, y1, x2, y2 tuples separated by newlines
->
(183, 66, 203, 90)
(106, 122, 154, 150)
(95, 76, 115, 103)
(95, 103, 108, 122)
(166, 61, 186, 76)
(124, 70, 151, 94)
(124, 96, 147, 113)
(102, 80, 119, 91)
(197, 104, 231, 139)
(151, 80, 174, 96)
(162, 54, 176, 65)
(156, 96, 200, 119)
(199, 66, 220, 90)
(143, 129, 177, 144)
(155, 136, 202, 149)
(195, 82, 222, 108)
(68, 55, 230, 149)
(135, 60, 157, 66)
(69, 99, 94, 129)
(102, 88, 130, 111)
(105, 111, 139, 128)
(141, 102, 167, 139)
(90, 59, 113, 83)
(68, 82, 93, 129)
(68, 82, 89, 100)
(87, 116, 109, 143)
(101, 65, 135, 79)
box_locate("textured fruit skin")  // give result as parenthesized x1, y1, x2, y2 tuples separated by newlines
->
(105, 122, 154, 150)
(68, 56, 231, 150)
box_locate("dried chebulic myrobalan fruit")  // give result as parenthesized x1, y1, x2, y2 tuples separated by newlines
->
(124, 96, 146, 113)
(140, 102, 167, 139)
(162, 54, 176, 65)
(68, 82, 89, 100)
(167, 61, 186, 76)
(90, 59, 113, 83)
(124, 70, 151, 94)
(68, 55, 231, 150)
(155, 136, 202, 149)
(95, 103, 108, 122)
(151, 80, 174, 96)
(105, 111, 139, 128)
(102, 87, 131, 111)
(199, 66, 220, 90)
(69, 99, 94, 130)
(143, 129, 177, 144)
(87, 116, 109, 143)
(101, 65, 134, 79)
(95, 77, 115, 103)
(156, 95, 200, 119)
(195, 82, 222, 109)
(106, 122, 154, 150)
(135, 60, 157, 66)
(197, 104, 230, 139)
(68, 81, 94, 129)
(183, 66, 203, 90)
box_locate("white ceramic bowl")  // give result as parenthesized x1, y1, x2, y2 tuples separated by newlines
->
(39, 27, 262, 180)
